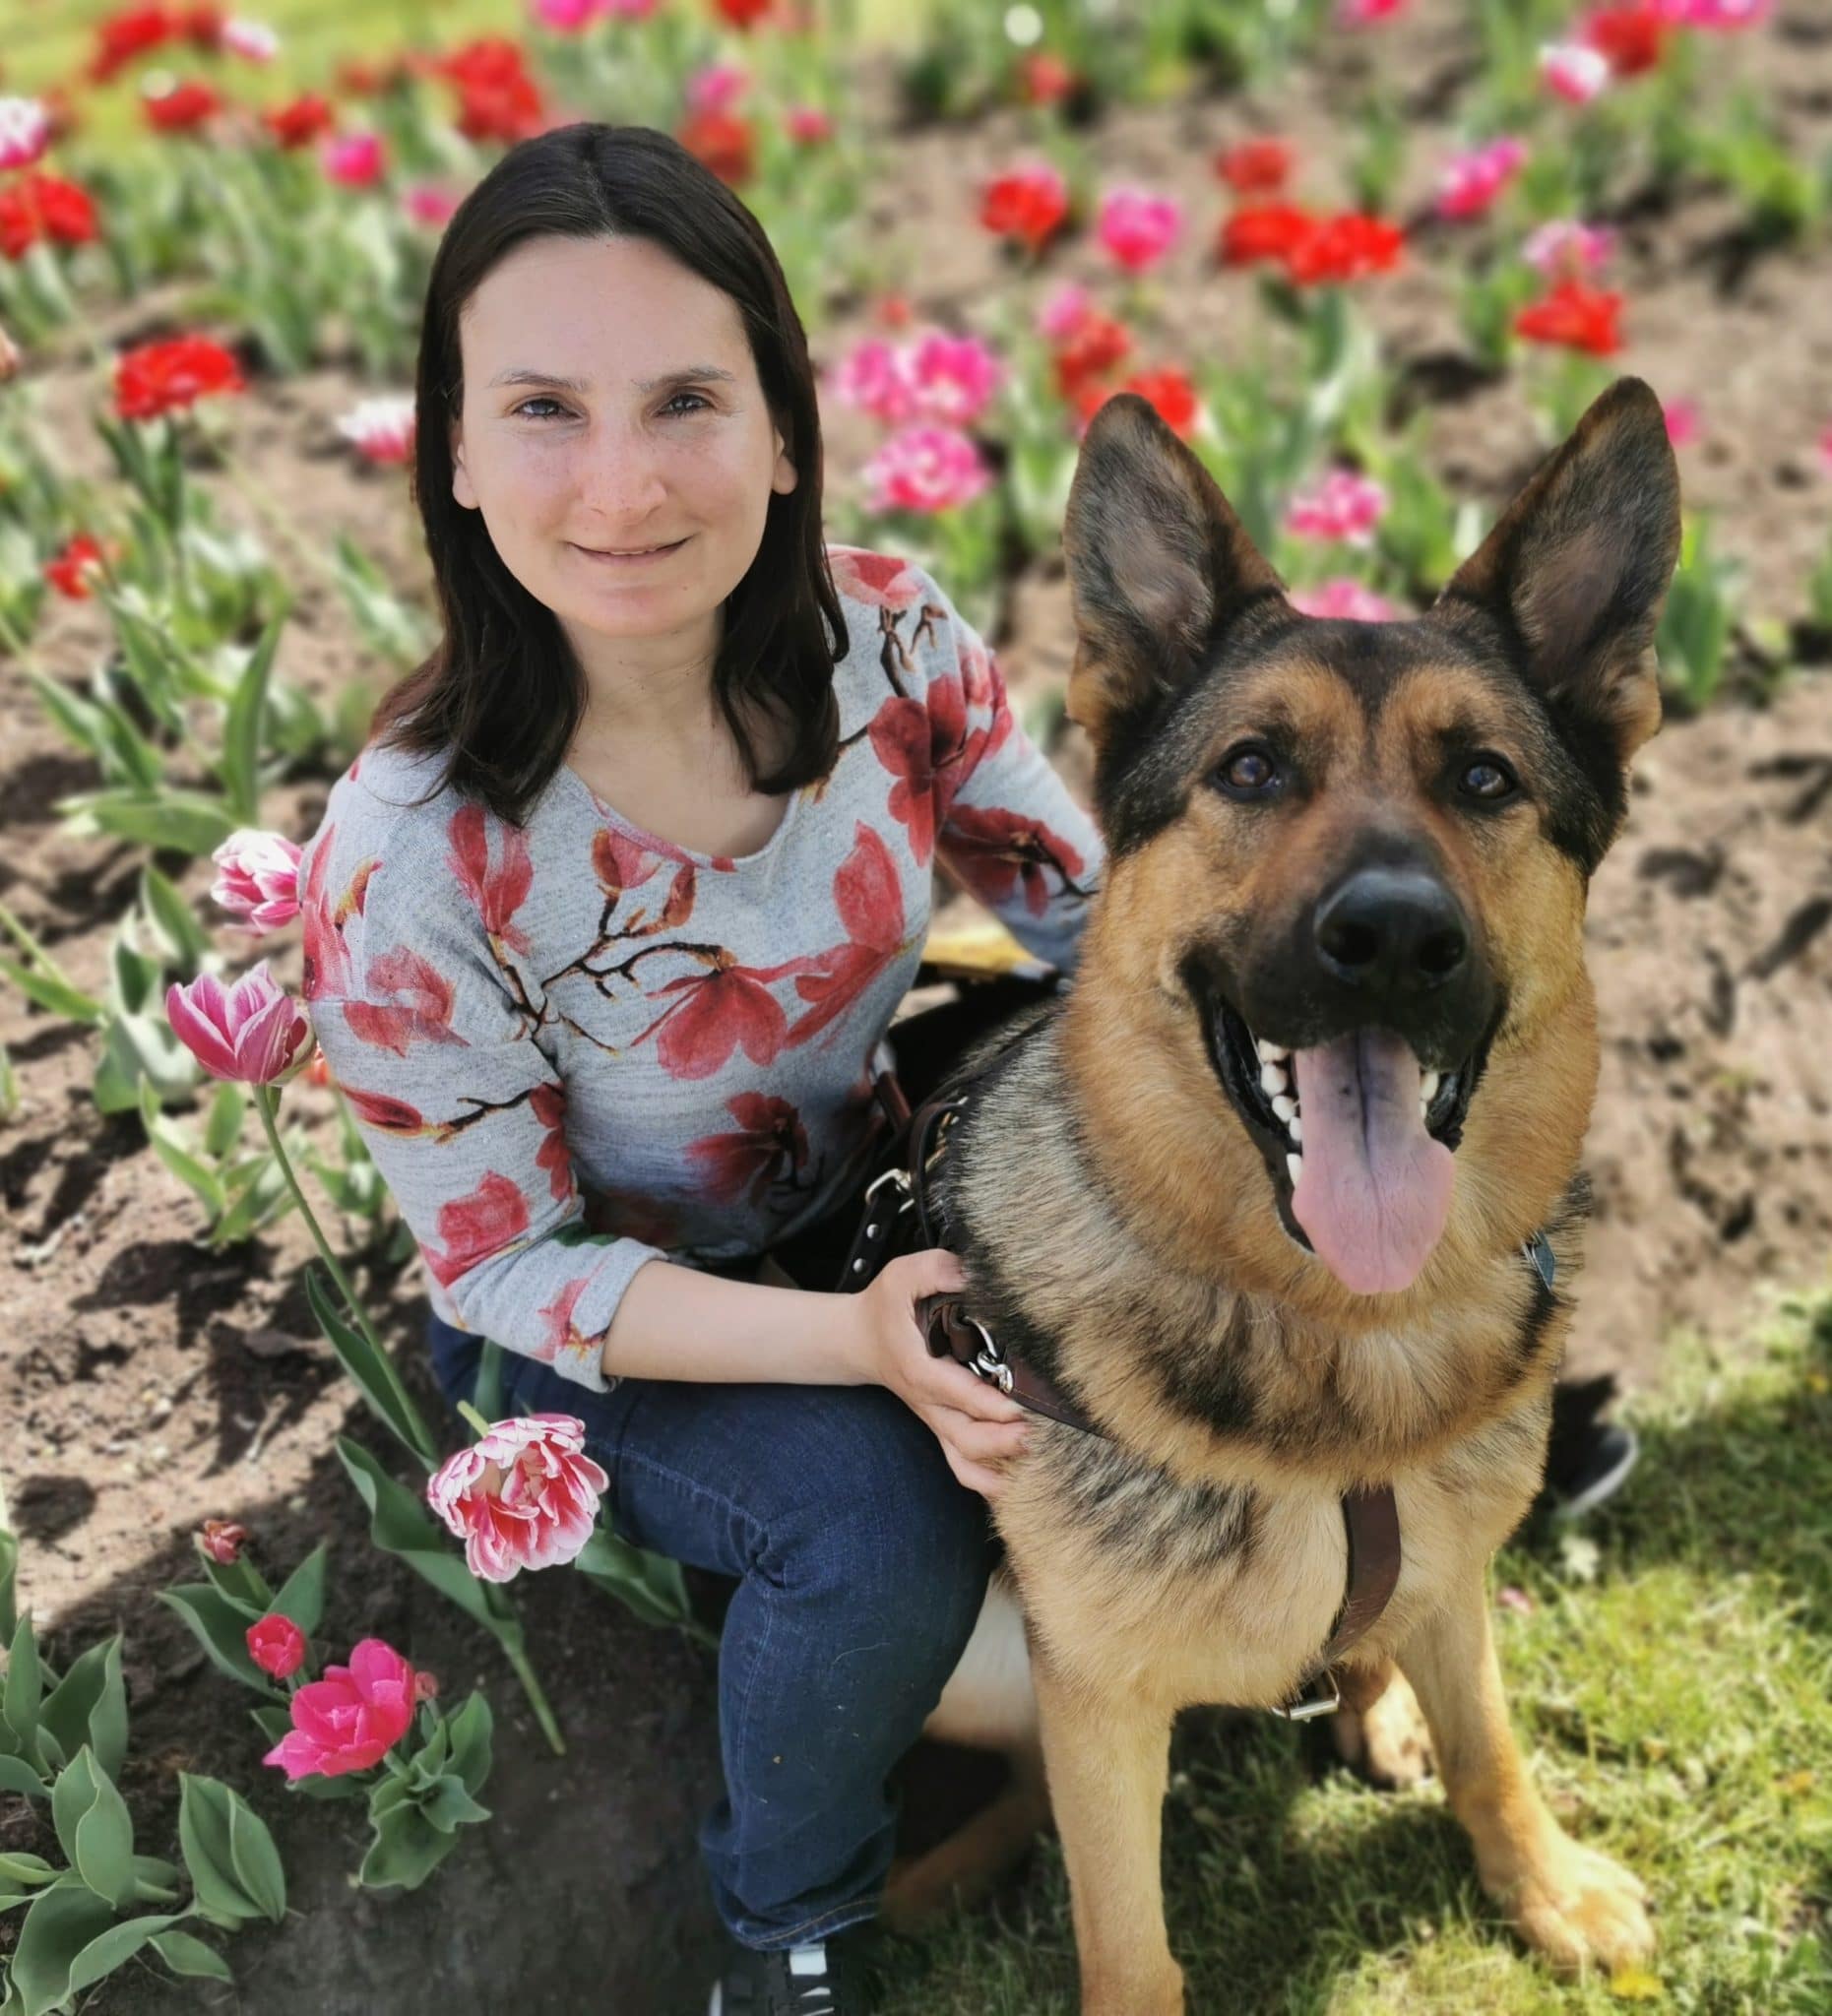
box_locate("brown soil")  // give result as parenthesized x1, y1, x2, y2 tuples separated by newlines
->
(3, 11, 1831, 2013)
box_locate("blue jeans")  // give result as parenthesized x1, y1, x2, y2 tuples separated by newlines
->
(426, 1310, 994, 1951)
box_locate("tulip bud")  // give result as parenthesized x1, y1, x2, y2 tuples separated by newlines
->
(197, 1518, 248, 1564)
(166, 964, 314, 1086)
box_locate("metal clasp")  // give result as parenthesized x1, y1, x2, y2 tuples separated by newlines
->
(864, 1166, 913, 1205)
(1269, 1668, 1342, 1722)
(962, 1317, 1015, 1396)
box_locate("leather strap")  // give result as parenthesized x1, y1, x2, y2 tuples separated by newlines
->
(1270, 1483, 1403, 1719)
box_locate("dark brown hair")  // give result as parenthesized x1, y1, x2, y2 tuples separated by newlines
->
(373, 122, 846, 825)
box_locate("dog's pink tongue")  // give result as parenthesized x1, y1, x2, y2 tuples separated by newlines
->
(1290, 1030, 1456, 1295)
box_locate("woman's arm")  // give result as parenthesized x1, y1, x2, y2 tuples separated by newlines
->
(301, 795, 666, 1394)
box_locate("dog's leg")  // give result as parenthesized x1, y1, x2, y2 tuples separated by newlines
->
(879, 1740, 1050, 1934)
(1399, 1578, 1653, 1976)
(1032, 1657, 1183, 2016)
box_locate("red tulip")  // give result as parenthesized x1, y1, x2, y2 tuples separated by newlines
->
(1515, 279, 1624, 355)
(246, 1613, 307, 1680)
(114, 335, 245, 422)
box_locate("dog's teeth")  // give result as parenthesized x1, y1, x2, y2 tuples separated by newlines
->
(1270, 1093, 1296, 1122)
(1287, 1114, 1302, 1144)
(1421, 1070, 1440, 1106)
(1259, 1063, 1288, 1097)
(1286, 1152, 1303, 1185)
(1255, 1039, 1290, 1064)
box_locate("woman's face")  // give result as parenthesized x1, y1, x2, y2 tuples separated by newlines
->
(449, 233, 797, 653)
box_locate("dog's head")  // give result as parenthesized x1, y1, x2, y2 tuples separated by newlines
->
(1062, 377, 1680, 1299)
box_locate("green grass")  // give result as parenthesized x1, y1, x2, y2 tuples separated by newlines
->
(870, 1286, 1832, 2014)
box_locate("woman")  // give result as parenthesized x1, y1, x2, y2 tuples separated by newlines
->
(298, 122, 1100, 2013)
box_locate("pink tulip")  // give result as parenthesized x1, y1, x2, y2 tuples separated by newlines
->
(1663, 0, 1768, 23)
(785, 104, 833, 145)
(830, 337, 917, 425)
(1292, 578, 1401, 621)
(906, 332, 1003, 428)
(861, 424, 991, 516)
(1523, 218, 1615, 278)
(246, 1613, 307, 1679)
(166, 965, 314, 1086)
(197, 1519, 247, 1564)
(686, 62, 748, 114)
(1286, 468, 1388, 545)
(532, 0, 599, 26)
(1095, 186, 1183, 274)
(601, 0, 663, 14)
(403, 182, 461, 228)
(1663, 398, 1701, 448)
(1540, 41, 1612, 101)
(1336, 0, 1409, 22)
(263, 1639, 416, 1779)
(1434, 137, 1527, 220)
(0, 97, 50, 173)
(1035, 281, 1091, 342)
(321, 131, 386, 189)
(1817, 424, 1832, 477)
(335, 395, 416, 465)
(427, 1415, 609, 1583)
(211, 828, 303, 932)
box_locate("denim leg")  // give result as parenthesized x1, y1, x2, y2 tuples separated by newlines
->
(431, 1320, 993, 1951)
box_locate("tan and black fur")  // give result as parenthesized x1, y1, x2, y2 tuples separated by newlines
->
(886, 377, 1681, 2011)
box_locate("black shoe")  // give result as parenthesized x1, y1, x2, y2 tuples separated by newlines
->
(707, 1929, 868, 2015)
(1538, 1374, 1640, 1519)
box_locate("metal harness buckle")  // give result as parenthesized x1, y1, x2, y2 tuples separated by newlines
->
(1269, 1668, 1343, 1722)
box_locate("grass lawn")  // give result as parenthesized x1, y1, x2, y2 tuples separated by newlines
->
(870, 1287, 1832, 2014)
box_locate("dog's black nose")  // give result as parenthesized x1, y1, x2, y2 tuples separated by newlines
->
(1312, 866, 1469, 994)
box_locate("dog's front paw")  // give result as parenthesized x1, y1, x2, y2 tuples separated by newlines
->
(1331, 1670, 1432, 1790)
(1491, 1835, 1654, 1977)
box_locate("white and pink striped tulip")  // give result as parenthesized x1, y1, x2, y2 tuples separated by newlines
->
(336, 395, 416, 465)
(166, 964, 314, 1085)
(0, 97, 50, 173)
(211, 828, 303, 932)
(427, 1415, 609, 1582)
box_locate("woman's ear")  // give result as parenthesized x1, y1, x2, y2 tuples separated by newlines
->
(771, 424, 797, 496)
(451, 423, 477, 511)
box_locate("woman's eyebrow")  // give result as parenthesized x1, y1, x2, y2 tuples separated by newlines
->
(484, 364, 738, 393)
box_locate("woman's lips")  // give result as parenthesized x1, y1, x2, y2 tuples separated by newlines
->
(571, 536, 688, 566)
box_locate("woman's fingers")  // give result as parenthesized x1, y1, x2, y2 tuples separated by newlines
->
(916, 1352, 1029, 1423)
(940, 1442, 1009, 1503)
(928, 1404, 1031, 1467)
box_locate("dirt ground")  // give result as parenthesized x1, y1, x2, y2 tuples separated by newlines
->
(3, 11, 1830, 2013)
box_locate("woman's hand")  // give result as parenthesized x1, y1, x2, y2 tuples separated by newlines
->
(850, 1247, 1032, 1500)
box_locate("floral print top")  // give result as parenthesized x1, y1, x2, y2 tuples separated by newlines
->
(297, 546, 1106, 1392)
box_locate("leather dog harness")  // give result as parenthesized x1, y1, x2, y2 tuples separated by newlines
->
(834, 1055, 1558, 1721)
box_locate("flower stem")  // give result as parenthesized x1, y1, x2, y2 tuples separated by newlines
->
(456, 1399, 492, 1441)
(254, 1085, 437, 1466)
(484, 1595, 566, 1757)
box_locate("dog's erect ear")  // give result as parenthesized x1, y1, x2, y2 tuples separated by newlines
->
(1430, 375, 1681, 767)
(1061, 393, 1288, 747)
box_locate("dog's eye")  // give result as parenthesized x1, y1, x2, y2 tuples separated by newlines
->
(1459, 756, 1517, 801)
(1217, 745, 1280, 797)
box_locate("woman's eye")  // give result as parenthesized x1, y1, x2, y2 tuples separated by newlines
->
(513, 397, 568, 421)
(662, 391, 711, 416)
(1459, 756, 1518, 801)
(1217, 746, 1280, 795)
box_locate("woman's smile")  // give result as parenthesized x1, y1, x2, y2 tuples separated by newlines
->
(569, 535, 691, 566)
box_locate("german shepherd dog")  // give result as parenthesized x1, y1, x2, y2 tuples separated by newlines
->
(887, 376, 1679, 2011)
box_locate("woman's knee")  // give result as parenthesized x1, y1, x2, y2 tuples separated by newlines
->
(761, 1388, 993, 1645)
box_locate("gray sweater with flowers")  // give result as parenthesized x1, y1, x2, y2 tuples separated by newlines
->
(297, 546, 1106, 1392)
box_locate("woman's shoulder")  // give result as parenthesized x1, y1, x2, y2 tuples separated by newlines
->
(823, 540, 942, 619)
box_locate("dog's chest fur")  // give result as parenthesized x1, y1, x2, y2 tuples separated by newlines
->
(940, 1020, 1565, 1708)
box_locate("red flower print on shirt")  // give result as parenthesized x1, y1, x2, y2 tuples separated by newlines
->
(591, 829, 699, 929)
(786, 822, 911, 1049)
(868, 674, 1013, 865)
(423, 1170, 531, 1289)
(631, 947, 815, 1081)
(341, 1085, 433, 1136)
(828, 545, 923, 612)
(345, 948, 469, 1055)
(531, 1082, 571, 1203)
(535, 1274, 591, 1363)
(941, 804, 1089, 917)
(300, 823, 378, 1002)
(686, 1093, 809, 1207)
(447, 803, 534, 956)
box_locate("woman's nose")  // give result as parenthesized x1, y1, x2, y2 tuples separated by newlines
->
(575, 422, 669, 518)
